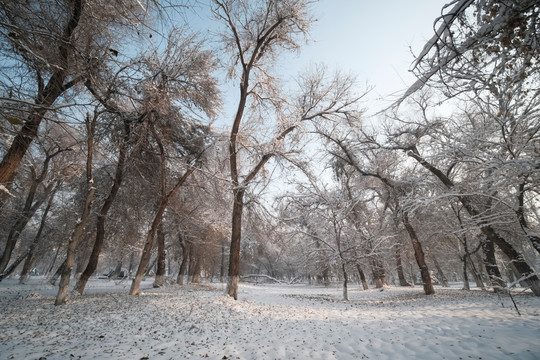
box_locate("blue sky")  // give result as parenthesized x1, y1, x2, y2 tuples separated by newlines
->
(180, 0, 448, 121)
(280, 0, 448, 114)
(177, 0, 450, 195)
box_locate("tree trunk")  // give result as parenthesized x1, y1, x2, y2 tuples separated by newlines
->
(470, 254, 486, 290)
(129, 142, 196, 295)
(46, 246, 61, 278)
(0, 177, 55, 274)
(176, 239, 190, 285)
(191, 258, 201, 284)
(0, 253, 27, 281)
(322, 267, 331, 287)
(341, 261, 348, 301)
(402, 211, 435, 295)
(356, 264, 369, 290)
(19, 256, 36, 284)
(408, 149, 540, 296)
(480, 237, 506, 291)
(110, 261, 122, 279)
(227, 189, 245, 300)
(395, 244, 410, 286)
(431, 254, 449, 287)
(516, 182, 540, 254)
(49, 259, 66, 286)
(220, 240, 226, 283)
(128, 251, 135, 276)
(73, 137, 127, 295)
(153, 226, 166, 288)
(55, 181, 95, 305)
(19, 191, 54, 284)
(130, 219, 160, 295)
(55, 114, 96, 306)
(370, 256, 387, 288)
(0, 0, 84, 188)
(462, 254, 470, 290)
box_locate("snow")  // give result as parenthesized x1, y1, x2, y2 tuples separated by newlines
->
(1, 279, 539, 359)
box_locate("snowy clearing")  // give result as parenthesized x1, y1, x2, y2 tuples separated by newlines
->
(0, 279, 539, 360)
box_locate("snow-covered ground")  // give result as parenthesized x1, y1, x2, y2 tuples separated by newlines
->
(0, 278, 539, 359)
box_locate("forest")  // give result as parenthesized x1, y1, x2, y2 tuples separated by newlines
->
(0, 0, 539, 309)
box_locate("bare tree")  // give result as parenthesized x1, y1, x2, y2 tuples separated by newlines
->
(316, 126, 436, 295)
(213, 0, 368, 299)
(128, 28, 219, 296)
(55, 112, 96, 305)
(0, 0, 147, 193)
(0, 147, 66, 275)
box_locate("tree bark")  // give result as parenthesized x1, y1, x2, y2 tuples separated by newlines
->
(471, 253, 486, 290)
(153, 226, 166, 288)
(0, 253, 27, 281)
(0, 0, 84, 188)
(19, 256, 36, 284)
(516, 181, 540, 254)
(191, 257, 201, 284)
(49, 259, 66, 286)
(395, 244, 410, 286)
(227, 189, 245, 300)
(129, 168, 195, 295)
(402, 211, 435, 295)
(130, 118, 197, 296)
(431, 254, 449, 287)
(176, 238, 190, 285)
(356, 264, 369, 290)
(55, 179, 94, 304)
(73, 133, 128, 294)
(408, 149, 540, 295)
(462, 254, 470, 290)
(0, 152, 59, 274)
(370, 256, 387, 288)
(19, 189, 55, 284)
(480, 237, 506, 291)
(341, 262, 348, 301)
(46, 246, 61, 278)
(55, 114, 96, 306)
(322, 267, 331, 287)
(110, 261, 122, 279)
(220, 240, 226, 283)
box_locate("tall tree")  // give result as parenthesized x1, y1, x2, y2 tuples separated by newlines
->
(213, 0, 364, 299)
(0, 0, 145, 193)
(128, 28, 219, 296)
(55, 111, 96, 305)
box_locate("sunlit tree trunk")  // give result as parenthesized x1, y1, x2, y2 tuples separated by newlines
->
(462, 254, 470, 290)
(49, 259, 66, 286)
(20, 190, 56, 284)
(395, 244, 410, 286)
(402, 211, 435, 295)
(55, 114, 96, 306)
(73, 132, 128, 295)
(0, 150, 61, 275)
(177, 236, 190, 285)
(408, 149, 540, 296)
(0, 0, 84, 189)
(356, 264, 369, 290)
(227, 189, 244, 299)
(431, 254, 449, 287)
(480, 237, 506, 291)
(129, 151, 196, 295)
(153, 226, 166, 288)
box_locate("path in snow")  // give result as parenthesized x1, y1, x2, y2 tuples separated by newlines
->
(0, 278, 539, 359)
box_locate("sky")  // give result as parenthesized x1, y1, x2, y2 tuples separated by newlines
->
(278, 0, 449, 115)
(179, 0, 451, 198)
(180, 0, 449, 120)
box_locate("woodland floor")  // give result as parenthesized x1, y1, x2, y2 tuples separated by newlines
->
(0, 278, 539, 360)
